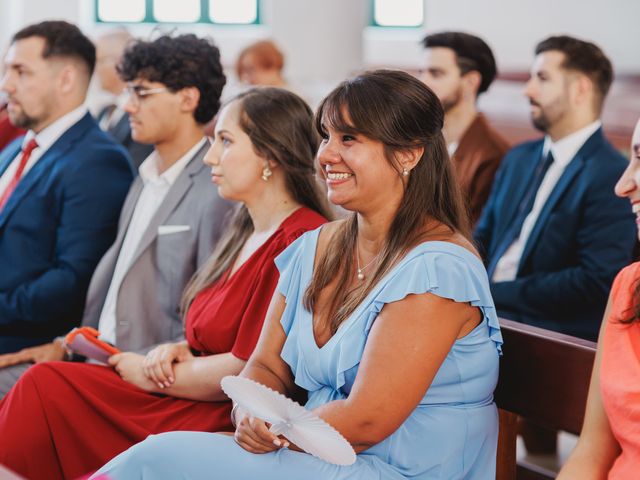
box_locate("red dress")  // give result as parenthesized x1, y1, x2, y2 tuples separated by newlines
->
(0, 207, 326, 480)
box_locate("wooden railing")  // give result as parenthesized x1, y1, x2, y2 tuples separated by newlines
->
(495, 318, 597, 480)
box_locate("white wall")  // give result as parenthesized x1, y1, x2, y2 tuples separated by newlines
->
(365, 0, 640, 74)
(1, 0, 638, 105)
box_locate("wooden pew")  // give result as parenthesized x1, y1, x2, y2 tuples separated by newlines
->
(495, 319, 597, 480)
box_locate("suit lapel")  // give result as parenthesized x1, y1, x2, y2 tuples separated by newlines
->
(0, 115, 93, 229)
(83, 178, 144, 321)
(0, 140, 22, 178)
(127, 142, 208, 268)
(495, 142, 545, 243)
(518, 130, 603, 269)
(113, 178, 144, 253)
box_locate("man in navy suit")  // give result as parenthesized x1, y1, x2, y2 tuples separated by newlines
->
(0, 21, 133, 354)
(475, 35, 636, 342)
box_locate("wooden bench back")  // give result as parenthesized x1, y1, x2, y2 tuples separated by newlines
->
(495, 319, 597, 480)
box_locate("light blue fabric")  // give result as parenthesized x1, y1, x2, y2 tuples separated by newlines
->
(94, 228, 502, 480)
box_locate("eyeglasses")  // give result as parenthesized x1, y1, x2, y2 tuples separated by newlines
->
(124, 85, 169, 107)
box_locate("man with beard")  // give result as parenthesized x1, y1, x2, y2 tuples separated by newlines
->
(0, 21, 132, 354)
(421, 31, 509, 225)
(0, 33, 232, 397)
(475, 36, 636, 342)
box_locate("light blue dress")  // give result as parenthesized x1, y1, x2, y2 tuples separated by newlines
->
(94, 229, 503, 480)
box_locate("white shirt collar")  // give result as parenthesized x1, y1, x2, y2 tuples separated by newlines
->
(23, 104, 89, 152)
(542, 120, 602, 168)
(138, 137, 207, 187)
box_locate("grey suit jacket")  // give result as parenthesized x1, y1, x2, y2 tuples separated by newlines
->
(81, 142, 233, 352)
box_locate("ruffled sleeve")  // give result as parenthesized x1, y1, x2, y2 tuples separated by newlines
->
(329, 245, 503, 391)
(274, 229, 319, 334)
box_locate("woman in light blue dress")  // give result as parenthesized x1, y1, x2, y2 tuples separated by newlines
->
(94, 70, 503, 480)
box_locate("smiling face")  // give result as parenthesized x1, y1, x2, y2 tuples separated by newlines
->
(203, 100, 266, 203)
(316, 109, 406, 214)
(1, 37, 60, 132)
(615, 119, 640, 240)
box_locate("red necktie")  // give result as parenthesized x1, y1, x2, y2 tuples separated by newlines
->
(0, 138, 39, 211)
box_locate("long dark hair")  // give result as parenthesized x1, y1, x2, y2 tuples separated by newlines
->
(621, 278, 640, 324)
(304, 69, 469, 333)
(181, 87, 333, 312)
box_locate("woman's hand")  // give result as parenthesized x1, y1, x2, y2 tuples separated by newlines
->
(233, 408, 290, 454)
(109, 352, 156, 392)
(142, 341, 194, 389)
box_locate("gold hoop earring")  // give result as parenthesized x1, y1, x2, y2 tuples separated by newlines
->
(261, 166, 272, 181)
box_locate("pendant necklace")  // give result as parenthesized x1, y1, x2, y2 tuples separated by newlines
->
(356, 243, 380, 281)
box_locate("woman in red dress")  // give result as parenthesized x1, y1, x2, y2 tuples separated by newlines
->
(0, 87, 331, 480)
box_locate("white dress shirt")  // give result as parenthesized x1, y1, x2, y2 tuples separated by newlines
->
(97, 137, 207, 343)
(0, 105, 88, 195)
(492, 120, 602, 282)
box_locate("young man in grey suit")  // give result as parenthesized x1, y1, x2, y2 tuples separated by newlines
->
(0, 34, 232, 397)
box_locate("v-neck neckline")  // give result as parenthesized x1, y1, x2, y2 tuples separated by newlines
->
(223, 208, 301, 285)
(306, 237, 484, 351)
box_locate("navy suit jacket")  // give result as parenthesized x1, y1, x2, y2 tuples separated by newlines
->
(474, 128, 636, 340)
(0, 113, 133, 353)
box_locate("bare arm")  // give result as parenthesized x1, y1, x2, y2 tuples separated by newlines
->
(557, 296, 620, 479)
(312, 292, 480, 452)
(110, 349, 247, 402)
(240, 292, 298, 397)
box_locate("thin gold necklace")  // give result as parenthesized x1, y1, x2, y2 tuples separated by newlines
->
(356, 243, 380, 281)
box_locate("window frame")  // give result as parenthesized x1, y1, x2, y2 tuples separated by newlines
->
(94, 0, 261, 25)
(370, 0, 424, 29)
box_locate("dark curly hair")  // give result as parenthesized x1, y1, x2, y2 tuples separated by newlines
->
(117, 34, 226, 124)
(12, 20, 95, 76)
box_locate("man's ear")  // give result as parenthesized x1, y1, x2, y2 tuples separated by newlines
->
(179, 86, 201, 115)
(462, 70, 481, 98)
(569, 72, 593, 107)
(57, 64, 77, 95)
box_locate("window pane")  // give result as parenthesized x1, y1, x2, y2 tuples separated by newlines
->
(374, 0, 423, 27)
(97, 0, 146, 22)
(154, 0, 201, 22)
(209, 0, 257, 24)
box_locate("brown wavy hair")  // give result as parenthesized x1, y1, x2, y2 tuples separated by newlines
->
(303, 70, 469, 334)
(621, 277, 640, 324)
(181, 87, 333, 313)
